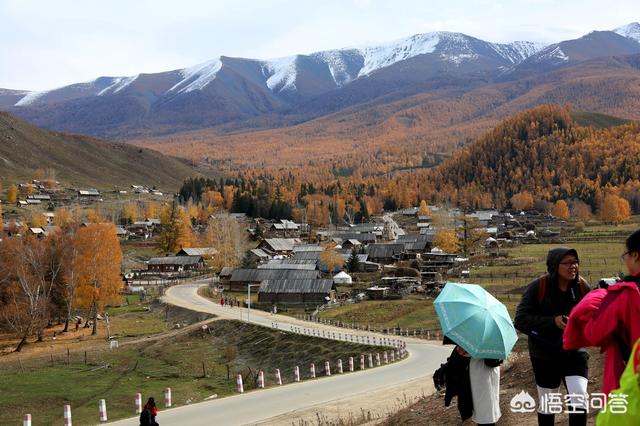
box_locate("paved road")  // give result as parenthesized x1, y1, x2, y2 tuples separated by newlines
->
(110, 283, 449, 425)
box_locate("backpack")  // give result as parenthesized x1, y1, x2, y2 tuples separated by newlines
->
(139, 408, 150, 426)
(536, 275, 590, 304)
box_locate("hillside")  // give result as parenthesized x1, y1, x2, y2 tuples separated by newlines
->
(424, 105, 640, 208)
(0, 112, 203, 190)
(133, 53, 640, 183)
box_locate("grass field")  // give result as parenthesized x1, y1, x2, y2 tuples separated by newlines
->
(0, 318, 385, 425)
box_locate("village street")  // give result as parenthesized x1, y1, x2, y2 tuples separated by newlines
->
(109, 282, 450, 425)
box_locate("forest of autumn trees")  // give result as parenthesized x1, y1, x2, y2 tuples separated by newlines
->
(0, 223, 123, 350)
(177, 105, 640, 225)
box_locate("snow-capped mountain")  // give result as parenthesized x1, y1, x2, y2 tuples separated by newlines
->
(5, 23, 640, 138)
(11, 31, 545, 108)
(615, 22, 640, 43)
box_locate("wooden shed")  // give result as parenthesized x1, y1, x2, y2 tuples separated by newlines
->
(258, 279, 336, 305)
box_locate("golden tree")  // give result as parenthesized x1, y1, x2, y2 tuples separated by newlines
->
(418, 200, 432, 216)
(122, 202, 139, 224)
(6, 184, 17, 203)
(551, 200, 570, 219)
(320, 245, 345, 273)
(433, 229, 460, 254)
(200, 215, 241, 272)
(158, 202, 193, 254)
(74, 223, 123, 335)
(511, 192, 534, 211)
(599, 194, 631, 224)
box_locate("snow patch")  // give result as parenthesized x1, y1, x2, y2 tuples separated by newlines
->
(97, 75, 138, 96)
(15, 90, 50, 106)
(614, 22, 640, 43)
(313, 50, 356, 86)
(357, 32, 440, 77)
(168, 59, 222, 94)
(263, 56, 298, 92)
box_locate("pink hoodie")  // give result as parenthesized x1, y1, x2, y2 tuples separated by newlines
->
(564, 277, 640, 394)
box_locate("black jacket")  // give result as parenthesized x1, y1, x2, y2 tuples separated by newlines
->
(514, 247, 590, 360)
(443, 347, 473, 421)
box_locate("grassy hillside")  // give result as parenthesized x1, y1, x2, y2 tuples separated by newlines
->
(0, 112, 205, 190)
(571, 110, 633, 128)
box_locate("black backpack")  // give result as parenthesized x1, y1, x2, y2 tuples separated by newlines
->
(139, 408, 151, 426)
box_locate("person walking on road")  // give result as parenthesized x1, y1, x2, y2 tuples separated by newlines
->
(514, 247, 591, 426)
(140, 397, 159, 426)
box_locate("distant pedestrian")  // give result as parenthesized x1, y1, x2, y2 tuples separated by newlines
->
(220, 297, 224, 307)
(514, 247, 590, 426)
(139, 397, 159, 426)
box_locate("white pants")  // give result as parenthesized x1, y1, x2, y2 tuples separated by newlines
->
(537, 375, 589, 414)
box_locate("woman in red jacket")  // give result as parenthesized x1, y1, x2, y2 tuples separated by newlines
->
(564, 229, 640, 396)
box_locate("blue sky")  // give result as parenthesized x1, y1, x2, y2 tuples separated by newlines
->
(1, 0, 639, 90)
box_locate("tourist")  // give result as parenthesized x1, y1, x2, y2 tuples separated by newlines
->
(564, 229, 640, 395)
(514, 248, 591, 426)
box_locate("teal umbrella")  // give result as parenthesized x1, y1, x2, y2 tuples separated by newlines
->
(434, 282, 517, 359)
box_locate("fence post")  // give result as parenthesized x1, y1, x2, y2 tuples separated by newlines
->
(98, 399, 107, 422)
(384, 351, 389, 364)
(258, 370, 265, 388)
(310, 363, 316, 378)
(135, 393, 142, 414)
(164, 387, 172, 408)
(294, 366, 300, 382)
(325, 361, 331, 376)
(360, 355, 365, 370)
(349, 356, 354, 372)
(376, 353, 381, 366)
(275, 369, 282, 385)
(63, 405, 72, 426)
(337, 359, 343, 374)
(23, 414, 31, 426)
(368, 353, 373, 368)
(237, 374, 244, 393)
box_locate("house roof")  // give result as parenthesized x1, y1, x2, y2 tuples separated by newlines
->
(177, 247, 218, 257)
(230, 268, 320, 282)
(258, 263, 317, 271)
(78, 189, 100, 196)
(148, 256, 203, 265)
(260, 238, 301, 252)
(367, 243, 405, 258)
(292, 244, 323, 252)
(250, 248, 271, 259)
(220, 267, 236, 277)
(259, 279, 335, 294)
(331, 232, 376, 243)
(293, 251, 323, 261)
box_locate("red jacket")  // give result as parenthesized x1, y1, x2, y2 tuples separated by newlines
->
(563, 276, 640, 395)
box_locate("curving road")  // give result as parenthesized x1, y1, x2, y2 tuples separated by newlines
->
(109, 282, 449, 425)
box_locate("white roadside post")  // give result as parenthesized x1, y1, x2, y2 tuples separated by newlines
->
(164, 387, 172, 408)
(237, 374, 244, 393)
(135, 393, 142, 414)
(98, 399, 107, 422)
(63, 405, 72, 426)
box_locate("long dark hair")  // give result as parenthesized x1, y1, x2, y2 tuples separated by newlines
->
(146, 397, 156, 407)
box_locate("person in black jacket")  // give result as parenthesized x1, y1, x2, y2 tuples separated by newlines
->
(514, 248, 590, 426)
